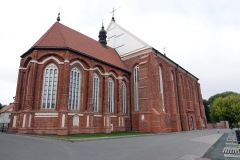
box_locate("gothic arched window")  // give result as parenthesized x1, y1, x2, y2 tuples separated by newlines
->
(188, 80, 192, 100)
(68, 67, 81, 110)
(171, 71, 175, 96)
(122, 81, 127, 113)
(108, 78, 114, 113)
(134, 65, 139, 111)
(41, 63, 58, 109)
(159, 66, 165, 112)
(92, 73, 99, 112)
(195, 83, 199, 103)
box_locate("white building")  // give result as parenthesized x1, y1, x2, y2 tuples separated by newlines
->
(0, 103, 14, 130)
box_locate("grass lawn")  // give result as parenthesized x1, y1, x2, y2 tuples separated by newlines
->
(46, 131, 150, 139)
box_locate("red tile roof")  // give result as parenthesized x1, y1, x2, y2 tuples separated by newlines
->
(0, 103, 14, 113)
(21, 22, 128, 71)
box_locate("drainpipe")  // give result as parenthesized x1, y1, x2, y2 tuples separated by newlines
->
(175, 65, 183, 131)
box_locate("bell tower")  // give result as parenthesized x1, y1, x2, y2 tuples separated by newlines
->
(98, 23, 107, 47)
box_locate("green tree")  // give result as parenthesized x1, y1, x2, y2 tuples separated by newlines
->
(0, 103, 4, 110)
(203, 99, 210, 122)
(210, 94, 240, 128)
(0, 103, 7, 110)
(208, 91, 238, 106)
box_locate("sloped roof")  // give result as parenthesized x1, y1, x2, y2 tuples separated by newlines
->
(0, 103, 14, 113)
(106, 20, 199, 80)
(21, 22, 128, 72)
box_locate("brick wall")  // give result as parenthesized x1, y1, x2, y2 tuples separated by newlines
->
(9, 49, 131, 135)
(122, 49, 206, 132)
(8, 48, 206, 135)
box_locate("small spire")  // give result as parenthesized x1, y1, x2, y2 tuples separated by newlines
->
(57, 12, 60, 22)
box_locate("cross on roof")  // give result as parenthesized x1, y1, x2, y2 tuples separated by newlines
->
(57, 7, 61, 22)
(57, 12, 60, 22)
(110, 8, 118, 22)
(110, 8, 117, 17)
(163, 46, 167, 55)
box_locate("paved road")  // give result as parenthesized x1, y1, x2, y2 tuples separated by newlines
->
(0, 129, 229, 160)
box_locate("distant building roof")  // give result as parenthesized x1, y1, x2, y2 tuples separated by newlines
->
(21, 22, 128, 72)
(0, 103, 14, 113)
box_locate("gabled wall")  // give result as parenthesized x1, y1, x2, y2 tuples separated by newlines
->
(106, 21, 151, 56)
(9, 49, 131, 135)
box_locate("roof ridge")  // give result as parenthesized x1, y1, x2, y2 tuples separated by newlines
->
(32, 22, 58, 47)
(59, 23, 100, 45)
(0, 103, 14, 113)
(57, 23, 68, 47)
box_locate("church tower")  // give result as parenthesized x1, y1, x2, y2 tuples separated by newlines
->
(98, 23, 107, 47)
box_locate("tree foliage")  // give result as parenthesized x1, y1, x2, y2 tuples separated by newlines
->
(210, 94, 240, 127)
(208, 91, 238, 106)
(203, 99, 210, 122)
(0, 103, 6, 110)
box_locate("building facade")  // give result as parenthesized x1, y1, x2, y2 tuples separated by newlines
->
(0, 103, 14, 131)
(9, 17, 206, 135)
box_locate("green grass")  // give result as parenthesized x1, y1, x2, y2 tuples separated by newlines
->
(45, 131, 149, 139)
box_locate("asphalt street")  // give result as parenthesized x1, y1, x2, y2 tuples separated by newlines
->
(0, 129, 229, 160)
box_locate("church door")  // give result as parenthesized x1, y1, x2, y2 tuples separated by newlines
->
(190, 117, 194, 130)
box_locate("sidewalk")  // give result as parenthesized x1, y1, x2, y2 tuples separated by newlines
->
(202, 133, 227, 160)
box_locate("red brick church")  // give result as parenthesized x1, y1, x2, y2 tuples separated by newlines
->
(9, 15, 206, 135)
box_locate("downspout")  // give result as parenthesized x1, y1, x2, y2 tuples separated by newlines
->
(175, 65, 183, 131)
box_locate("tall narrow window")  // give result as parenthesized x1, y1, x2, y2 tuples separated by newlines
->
(192, 83, 196, 103)
(180, 76, 185, 98)
(122, 82, 127, 113)
(187, 80, 192, 100)
(42, 63, 58, 109)
(195, 84, 199, 103)
(134, 65, 139, 111)
(69, 67, 81, 110)
(159, 66, 165, 112)
(92, 73, 99, 112)
(108, 78, 114, 113)
(171, 71, 175, 96)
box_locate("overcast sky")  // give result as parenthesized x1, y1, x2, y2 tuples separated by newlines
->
(0, 0, 240, 104)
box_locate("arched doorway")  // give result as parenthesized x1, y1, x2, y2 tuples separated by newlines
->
(190, 117, 194, 130)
